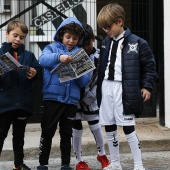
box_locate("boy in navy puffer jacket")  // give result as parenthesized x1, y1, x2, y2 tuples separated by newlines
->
(37, 17, 90, 170)
(97, 3, 158, 170)
(0, 18, 41, 170)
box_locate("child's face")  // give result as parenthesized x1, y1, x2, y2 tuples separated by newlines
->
(61, 32, 79, 50)
(103, 18, 124, 38)
(6, 27, 26, 49)
(83, 38, 94, 55)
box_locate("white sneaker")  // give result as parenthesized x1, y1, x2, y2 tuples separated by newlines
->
(108, 164, 122, 170)
(134, 168, 145, 170)
(103, 164, 112, 170)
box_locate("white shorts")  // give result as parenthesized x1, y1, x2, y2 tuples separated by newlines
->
(75, 112, 99, 121)
(99, 80, 135, 126)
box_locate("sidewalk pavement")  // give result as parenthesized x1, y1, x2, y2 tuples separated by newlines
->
(1, 117, 170, 161)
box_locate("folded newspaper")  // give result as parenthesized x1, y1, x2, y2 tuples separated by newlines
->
(51, 48, 95, 83)
(0, 52, 28, 75)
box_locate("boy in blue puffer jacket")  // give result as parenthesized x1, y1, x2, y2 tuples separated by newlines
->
(0, 18, 41, 170)
(37, 17, 90, 170)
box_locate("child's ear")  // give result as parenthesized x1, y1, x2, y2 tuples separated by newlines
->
(92, 36, 95, 42)
(6, 31, 9, 37)
(118, 18, 123, 25)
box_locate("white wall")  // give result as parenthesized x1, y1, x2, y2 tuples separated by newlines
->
(164, 0, 170, 128)
(0, 0, 19, 45)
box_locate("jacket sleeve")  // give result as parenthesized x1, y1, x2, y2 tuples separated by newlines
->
(39, 44, 63, 69)
(139, 39, 158, 91)
(96, 37, 110, 107)
(75, 72, 90, 88)
(30, 52, 42, 81)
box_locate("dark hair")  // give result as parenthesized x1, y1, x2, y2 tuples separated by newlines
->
(59, 22, 83, 40)
(82, 23, 95, 43)
(7, 18, 28, 35)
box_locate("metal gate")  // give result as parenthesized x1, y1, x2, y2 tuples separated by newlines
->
(97, 0, 162, 118)
(0, 0, 98, 122)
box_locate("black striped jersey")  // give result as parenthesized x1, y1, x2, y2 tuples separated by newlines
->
(104, 31, 125, 81)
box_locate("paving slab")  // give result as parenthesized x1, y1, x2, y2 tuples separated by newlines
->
(1, 118, 170, 161)
(0, 151, 170, 170)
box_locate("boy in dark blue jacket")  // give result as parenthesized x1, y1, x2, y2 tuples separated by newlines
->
(97, 3, 158, 170)
(0, 18, 41, 170)
(37, 17, 90, 170)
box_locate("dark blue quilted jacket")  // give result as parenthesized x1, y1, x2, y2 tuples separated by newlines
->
(97, 27, 158, 117)
(0, 42, 42, 114)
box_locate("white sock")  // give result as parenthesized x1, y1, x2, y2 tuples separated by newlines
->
(125, 131, 144, 168)
(89, 123, 105, 155)
(106, 130, 120, 167)
(72, 128, 83, 163)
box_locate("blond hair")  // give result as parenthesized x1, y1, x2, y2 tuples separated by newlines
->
(97, 3, 125, 28)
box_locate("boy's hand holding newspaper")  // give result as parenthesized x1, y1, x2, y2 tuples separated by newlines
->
(51, 48, 95, 83)
(60, 54, 72, 64)
(27, 67, 37, 79)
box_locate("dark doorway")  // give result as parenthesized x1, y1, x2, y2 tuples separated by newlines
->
(97, 0, 163, 117)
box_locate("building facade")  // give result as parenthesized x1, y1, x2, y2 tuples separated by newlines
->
(0, 0, 169, 127)
(164, 0, 170, 127)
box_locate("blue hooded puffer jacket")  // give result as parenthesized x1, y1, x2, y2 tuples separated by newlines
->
(39, 17, 90, 105)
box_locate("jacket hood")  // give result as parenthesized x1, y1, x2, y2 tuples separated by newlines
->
(53, 17, 84, 46)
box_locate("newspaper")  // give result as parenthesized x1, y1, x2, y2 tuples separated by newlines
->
(51, 48, 95, 82)
(0, 52, 28, 75)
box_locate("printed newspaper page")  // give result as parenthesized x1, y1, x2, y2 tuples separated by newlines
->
(51, 48, 95, 82)
(0, 52, 28, 75)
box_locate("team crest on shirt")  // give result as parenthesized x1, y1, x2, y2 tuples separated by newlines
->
(127, 42, 138, 53)
(101, 45, 106, 49)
